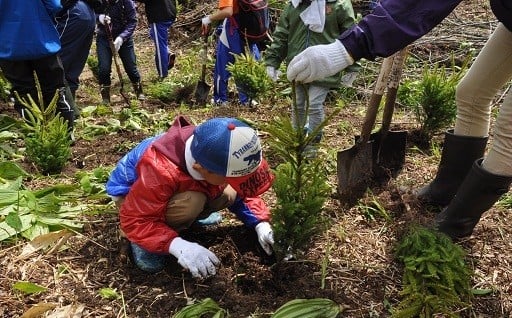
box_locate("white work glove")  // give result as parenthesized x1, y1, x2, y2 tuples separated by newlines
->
(98, 14, 111, 25)
(287, 40, 354, 83)
(113, 36, 123, 52)
(266, 66, 279, 82)
(255, 222, 274, 255)
(169, 237, 220, 278)
(341, 71, 358, 87)
(201, 16, 211, 35)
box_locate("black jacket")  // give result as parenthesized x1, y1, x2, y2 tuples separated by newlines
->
(136, 0, 176, 23)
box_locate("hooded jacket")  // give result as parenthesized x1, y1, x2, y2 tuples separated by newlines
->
(0, 0, 61, 60)
(265, 0, 358, 88)
(340, 0, 512, 61)
(106, 116, 271, 254)
(136, 0, 177, 23)
(95, 0, 137, 41)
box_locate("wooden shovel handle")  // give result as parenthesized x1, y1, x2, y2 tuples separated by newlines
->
(359, 56, 394, 144)
(381, 48, 408, 134)
(200, 34, 208, 81)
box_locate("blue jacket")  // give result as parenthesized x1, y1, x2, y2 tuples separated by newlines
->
(0, 0, 62, 60)
(95, 0, 137, 41)
(340, 0, 511, 61)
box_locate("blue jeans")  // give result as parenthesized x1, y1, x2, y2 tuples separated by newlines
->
(96, 35, 141, 86)
(294, 84, 330, 142)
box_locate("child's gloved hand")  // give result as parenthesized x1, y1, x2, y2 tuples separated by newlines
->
(169, 237, 220, 278)
(113, 37, 123, 52)
(255, 222, 274, 255)
(98, 14, 111, 25)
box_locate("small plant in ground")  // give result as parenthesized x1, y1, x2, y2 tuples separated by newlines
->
(357, 190, 391, 222)
(392, 226, 472, 317)
(263, 83, 338, 259)
(397, 57, 468, 139)
(226, 51, 272, 103)
(0, 69, 11, 101)
(18, 73, 71, 175)
(86, 55, 99, 80)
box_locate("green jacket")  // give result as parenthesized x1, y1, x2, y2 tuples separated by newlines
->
(264, 0, 359, 88)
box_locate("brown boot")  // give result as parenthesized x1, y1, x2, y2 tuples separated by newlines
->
(100, 85, 110, 104)
(132, 82, 145, 101)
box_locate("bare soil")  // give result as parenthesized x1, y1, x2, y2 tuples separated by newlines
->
(1, 1, 511, 317)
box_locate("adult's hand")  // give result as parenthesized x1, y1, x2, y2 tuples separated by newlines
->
(113, 37, 123, 52)
(98, 14, 111, 25)
(255, 222, 274, 255)
(169, 237, 220, 278)
(286, 40, 354, 83)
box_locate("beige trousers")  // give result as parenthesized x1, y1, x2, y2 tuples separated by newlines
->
(454, 23, 512, 176)
(115, 185, 237, 233)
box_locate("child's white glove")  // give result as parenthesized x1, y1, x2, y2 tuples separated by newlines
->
(287, 40, 354, 83)
(98, 14, 111, 25)
(255, 222, 274, 255)
(113, 37, 123, 52)
(169, 237, 220, 278)
(266, 66, 279, 82)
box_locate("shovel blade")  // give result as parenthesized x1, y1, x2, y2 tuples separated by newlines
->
(337, 141, 374, 204)
(194, 81, 210, 105)
(372, 130, 407, 179)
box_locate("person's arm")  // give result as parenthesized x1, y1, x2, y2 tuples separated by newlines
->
(201, 0, 234, 32)
(340, 0, 462, 61)
(42, 0, 63, 16)
(287, 0, 463, 83)
(118, 0, 138, 40)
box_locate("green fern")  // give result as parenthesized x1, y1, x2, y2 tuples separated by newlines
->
(392, 226, 472, 317)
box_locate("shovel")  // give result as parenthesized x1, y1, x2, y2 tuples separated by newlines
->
(337, 56, 394, 202)
(370, 48, 408, 181)
(194, 34, 210, 105)
(104, 23, 130, 107)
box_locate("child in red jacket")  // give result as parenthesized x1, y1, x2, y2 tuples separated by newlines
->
(106, 116, 275, 278)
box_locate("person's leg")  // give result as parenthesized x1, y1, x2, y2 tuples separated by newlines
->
(33, 55, 75, 132)
(435, 23, 512, 239)
(96, 35, 113, 103)
(416, 23, 512, 206)
(149, 20, 174, 78)
(56, 1, 96, 97)
(0, 60, 36, 117)
(306, 85, 329, 142)
(292, 84, 307, 131)
(118, 38, 145, 100)
(213, 20, 233, 104)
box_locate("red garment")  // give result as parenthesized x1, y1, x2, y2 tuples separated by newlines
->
(119, 116, 271, 254)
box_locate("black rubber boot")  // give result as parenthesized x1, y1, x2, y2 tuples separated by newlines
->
(132, 82, 145, 101)
(436, 159, 512, 239)
(416, 129, 488, 206)
(100, 85, 110, 104)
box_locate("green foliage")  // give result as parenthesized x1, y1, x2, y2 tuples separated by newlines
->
(392, 226, 472, 317)
(146, 49, 200, 103)
(397, 58, 468, 138)
(172, 298, 227, 318)
(227, 52, 272, 101)
(12, 281, 47, 295)
(0, 176, 83, 242)
(263, 83, 337, 259)
(0, 69, 11, 101)
(18, 75, 71, 175)
(86, 55, 99, 80)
